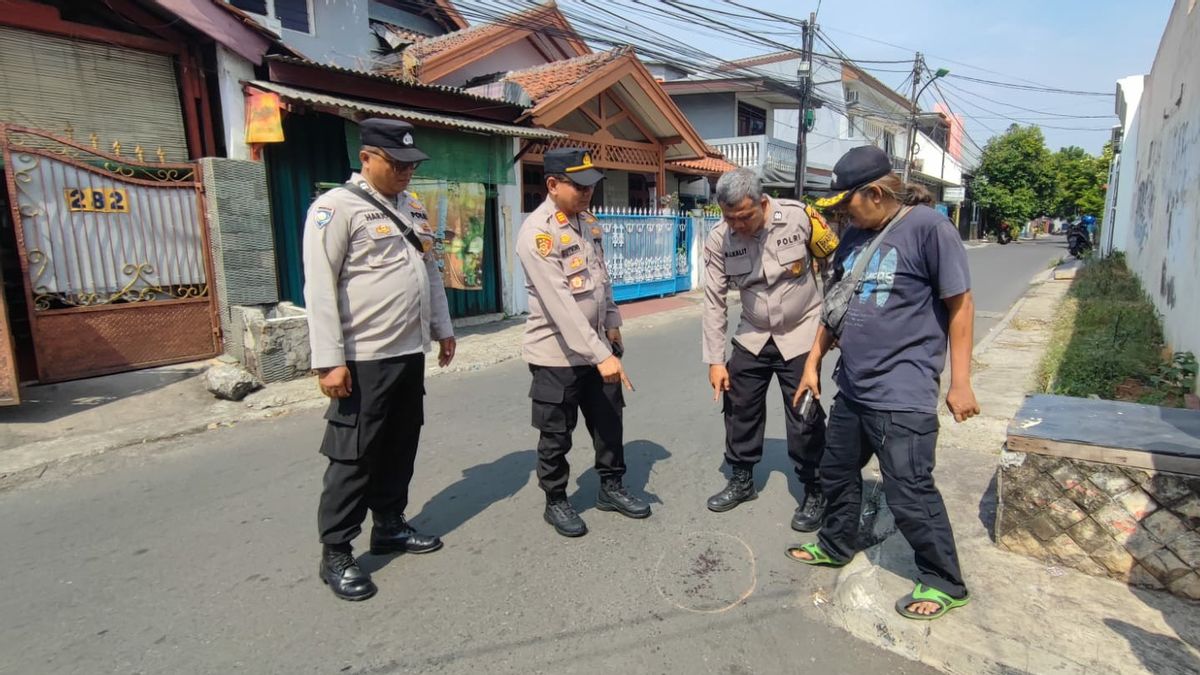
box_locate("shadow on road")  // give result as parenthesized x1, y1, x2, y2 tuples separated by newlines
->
(360, 449, 536, 574)
(571, 439, 671, 513)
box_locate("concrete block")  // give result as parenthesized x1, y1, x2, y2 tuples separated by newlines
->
(1116, 487, 1159, 521)
(1053, 259, 1083, 280)
(1142, 549, 1192, 585)
(1168, 572, 1200, 601)
(1094, 503, 1141, 545)
(1065, 479, 1110, 512)
(1167, 531, 1200, 568)
(1092, 540, 1136, 576)
(1067, 517, 1110, 554)
(1147, 472, 1196, 506)
(1142, 508, 1189, 545)
(1045, 533, 1090, 567)
(1089, 467, 1135, 496)
(1046, 497, 1088, 530)
(1171, 495, 1200, 528)
(1127, 563, 1166, 590)
(1028, 512, 1061, 542)
(1049, 461, 1087, 491)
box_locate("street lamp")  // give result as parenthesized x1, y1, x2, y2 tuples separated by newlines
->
(902, 67, 949, 183)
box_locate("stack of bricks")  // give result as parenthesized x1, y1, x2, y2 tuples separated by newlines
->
(997, 450, 1200, 600)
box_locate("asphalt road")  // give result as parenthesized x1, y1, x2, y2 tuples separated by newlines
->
(0, 237, 1064, 675)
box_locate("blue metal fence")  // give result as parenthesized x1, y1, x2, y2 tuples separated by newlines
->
(593, 208, 715, 303)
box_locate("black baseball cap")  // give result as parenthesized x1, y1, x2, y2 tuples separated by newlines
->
(360, 118, 429, 163)
(815, 145, 894, 209)
(544, 147, 605, 187)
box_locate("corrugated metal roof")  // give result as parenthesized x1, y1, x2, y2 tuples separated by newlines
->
(265, 55, 525, 108)
(247, 81, 565, 140)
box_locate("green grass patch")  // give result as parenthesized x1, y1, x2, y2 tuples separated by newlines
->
(1038, 253, 1194, 406)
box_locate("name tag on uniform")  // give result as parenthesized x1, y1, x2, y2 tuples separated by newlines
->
(725, 248, 752, 276)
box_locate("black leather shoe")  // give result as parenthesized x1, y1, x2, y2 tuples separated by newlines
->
(544, 498, 588, 537)
(319, 547, 377, 601)
(596, 479, 651, 519)
(370, 512, 443, 555)
(791, 485, 827, 532)
(707, 466, 757, 512)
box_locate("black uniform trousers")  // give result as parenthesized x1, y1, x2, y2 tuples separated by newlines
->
(723, 339, 826, 486)
(317, 354, 425, 546)
(528, 364, 625, 499)
(817, 394, 967, 598)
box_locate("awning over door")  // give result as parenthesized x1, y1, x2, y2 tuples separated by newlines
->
(245, 81, 565, 140)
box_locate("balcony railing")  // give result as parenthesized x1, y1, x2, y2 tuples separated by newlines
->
(708, 135, 797, 180)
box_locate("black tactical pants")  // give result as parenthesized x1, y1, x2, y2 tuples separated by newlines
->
(317, 354, 424, 546)
(723, 339, 826, 486)
(818, 394, 967, 597)
(528, 364, 625, 499)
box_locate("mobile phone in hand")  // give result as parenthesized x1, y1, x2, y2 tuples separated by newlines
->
(797, 390, 813, 419)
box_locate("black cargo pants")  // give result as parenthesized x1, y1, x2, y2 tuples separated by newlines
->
(528, 364, 625, 499)
(317, 354, 424, 546)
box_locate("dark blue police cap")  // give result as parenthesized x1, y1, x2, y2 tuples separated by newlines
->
(544, 147, 605, 186)
(360, 118, 429, 163)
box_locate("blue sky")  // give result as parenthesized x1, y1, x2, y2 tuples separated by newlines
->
(647, 0, 1174, 155)
(460, 0, 1174, 155)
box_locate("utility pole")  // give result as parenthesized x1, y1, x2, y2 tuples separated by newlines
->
(902, 52, 922, 183)
(793, 11, 816, 198)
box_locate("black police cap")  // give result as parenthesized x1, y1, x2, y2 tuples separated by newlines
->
(815, 145, 894, 209)
(360, 118, 429, 163)
(544, 147, 605, 186)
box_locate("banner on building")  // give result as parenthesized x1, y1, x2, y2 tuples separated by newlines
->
(410, 180, 487, 291)
(245, 90, 284, 144)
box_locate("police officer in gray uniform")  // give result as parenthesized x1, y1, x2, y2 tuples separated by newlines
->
(516, 148, 650, 538)
(303, 118, 456, 601)
(702, 167, 829, 532)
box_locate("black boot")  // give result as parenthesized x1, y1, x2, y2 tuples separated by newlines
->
(544, 497, 587, 537)
(596, 479, 651, 519)
(319, 546, 377, 601)
(370, 512, 443, 555)
(707, 465, 757, 513)
(791, 484, 827, 532)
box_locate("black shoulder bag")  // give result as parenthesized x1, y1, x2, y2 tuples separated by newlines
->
(821, 206, 911, 339)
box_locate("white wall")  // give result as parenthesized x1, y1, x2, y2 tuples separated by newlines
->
(1103, 75, 1146, 257)
(912, 129, 963, 187)
(214, 45, 254, 160)
(499, 138, 527, 316)
(433, 40, 549, 88)
(1121, 0, 1200, 357)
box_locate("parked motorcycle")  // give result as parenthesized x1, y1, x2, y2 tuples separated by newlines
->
(995, 223, 1013, 245)
(1067, 221, 1092, 258)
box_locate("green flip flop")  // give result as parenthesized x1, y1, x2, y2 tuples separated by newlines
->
(785, 542, 849, 567)
(895, 583, 971, 620)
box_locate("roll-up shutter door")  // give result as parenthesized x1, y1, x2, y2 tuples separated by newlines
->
(0, 26, 189, 161)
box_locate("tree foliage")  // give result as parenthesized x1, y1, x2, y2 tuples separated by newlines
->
(970, 125, 1110, 225)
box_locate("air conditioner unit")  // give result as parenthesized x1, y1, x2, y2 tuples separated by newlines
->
(846, 90, 860, 106)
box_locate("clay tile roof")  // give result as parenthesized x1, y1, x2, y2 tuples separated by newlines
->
(505, 48, 631, 102)
(402, 22, 506, 63)
(668, 154, 739, 175)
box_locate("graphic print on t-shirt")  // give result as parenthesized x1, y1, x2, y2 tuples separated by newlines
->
(843, 247, 898, 307)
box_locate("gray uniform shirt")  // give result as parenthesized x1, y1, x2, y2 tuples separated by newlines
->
(517, 197, 621, 367)
(702, 197, 823, 364)
(303, 173, 453, 369)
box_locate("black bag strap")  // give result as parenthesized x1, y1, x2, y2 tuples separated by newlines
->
(846, 206, 912, 291)
(340, 182, 425, 254)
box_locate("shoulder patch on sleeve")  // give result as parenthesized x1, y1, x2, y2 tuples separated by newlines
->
(535, 233, 553, 257)
(314, 207, 334, 230)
